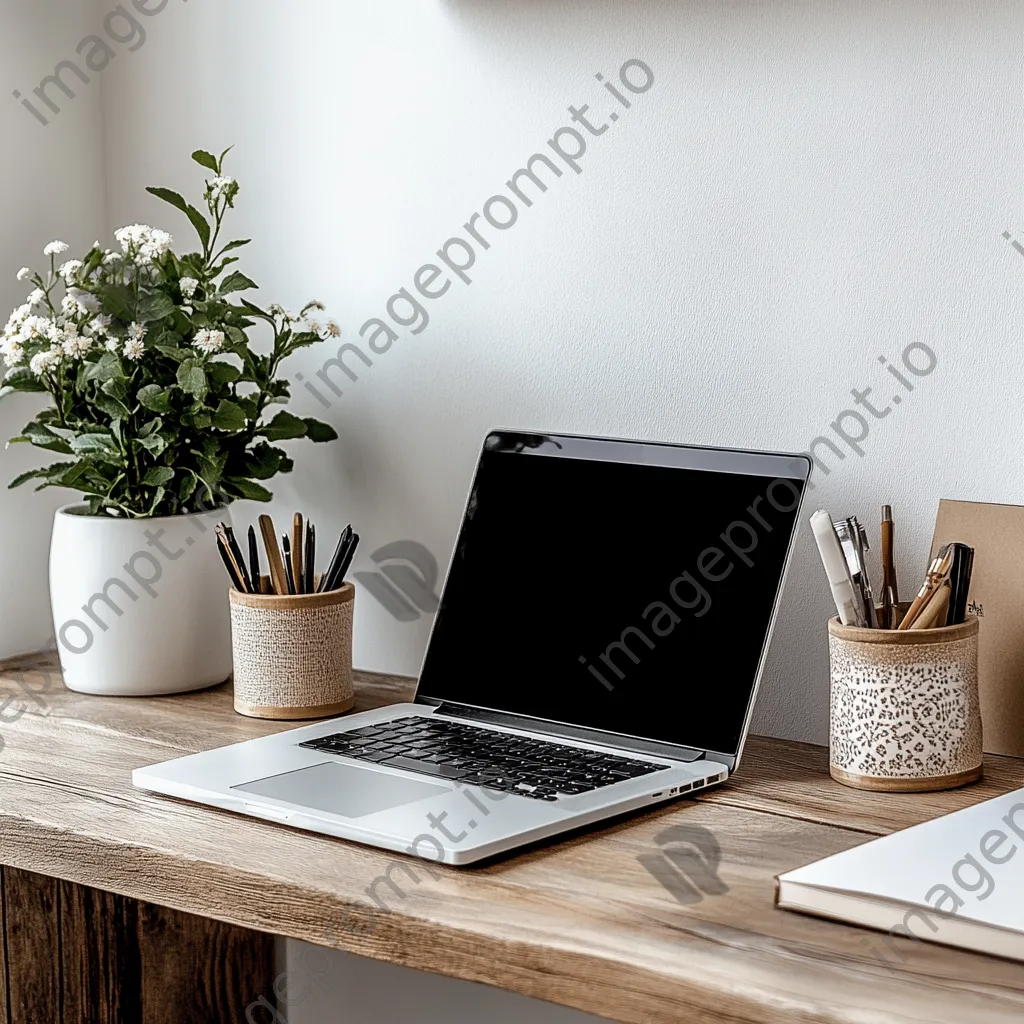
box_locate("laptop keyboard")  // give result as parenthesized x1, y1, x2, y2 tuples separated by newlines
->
(299, 716, 669, 800)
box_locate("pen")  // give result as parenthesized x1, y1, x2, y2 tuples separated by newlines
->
(223, 524, 252, 594)
(292, 513, 304, 594)
(215, 527, 245, 591)
(325, 532, 360, 593)
(304, 521, 316, 595)
(247, 525, 261, 595)
(282, 534, 296, 595)
(880, 505, 899, 628)
(318, 524, 352, 594)
(834, 517, 876, 627)
(810, 510, 865, 626)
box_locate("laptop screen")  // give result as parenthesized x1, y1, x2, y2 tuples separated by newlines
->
(417, 434, 809, 757)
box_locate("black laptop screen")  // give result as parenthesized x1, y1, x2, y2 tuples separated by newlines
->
(417, 436, 807, 756)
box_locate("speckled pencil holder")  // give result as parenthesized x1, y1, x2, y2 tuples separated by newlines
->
(229, 581, 355, 720)
(827, 613, 982, 792)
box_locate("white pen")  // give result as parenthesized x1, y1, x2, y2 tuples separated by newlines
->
(809, 510, 867, 627)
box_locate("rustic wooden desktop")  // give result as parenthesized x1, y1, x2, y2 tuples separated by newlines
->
(0, 651, 1022, 1024)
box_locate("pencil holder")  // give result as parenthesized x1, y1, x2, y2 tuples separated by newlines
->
(828, 613, 982, 792)
(229, 581, 355, 720)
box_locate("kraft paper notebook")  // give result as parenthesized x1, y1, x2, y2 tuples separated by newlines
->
(776, 788, 1024, 962)
(930, 498, 1024, 757)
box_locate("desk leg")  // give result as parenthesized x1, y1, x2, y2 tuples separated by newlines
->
(0, 867, 275, 1024)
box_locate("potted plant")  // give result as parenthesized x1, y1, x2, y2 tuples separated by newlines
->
(0, 148, 338, 696)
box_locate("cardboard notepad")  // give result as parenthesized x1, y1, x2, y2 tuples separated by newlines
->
(931, 499, 1024, 757)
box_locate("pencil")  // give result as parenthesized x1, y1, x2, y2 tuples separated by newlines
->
(258, 515, 288, 595)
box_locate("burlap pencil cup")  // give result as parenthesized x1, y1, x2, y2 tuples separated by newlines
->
(828, 614, 982, 792)
(229, 582, 355, 720)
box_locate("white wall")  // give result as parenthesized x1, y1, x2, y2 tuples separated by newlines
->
(8, 1, 1024, 1019)
(0, 0, 107, 658)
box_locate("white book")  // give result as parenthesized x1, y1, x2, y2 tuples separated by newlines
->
(775, 788, 1024, 963)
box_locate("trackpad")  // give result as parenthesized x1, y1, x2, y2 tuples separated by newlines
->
(234, 761, 451, 818)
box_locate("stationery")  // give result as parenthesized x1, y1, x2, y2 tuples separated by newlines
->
(810, 510, 864, 626)
(879, 505, 898, 629)
(776, 787, 1024, 962)
(258, 515, 289, 596)
(897, 543, 953, 630)
(215, 513, 360, 598)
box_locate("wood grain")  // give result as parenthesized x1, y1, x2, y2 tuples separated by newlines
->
(0, 652, 1022, 1023)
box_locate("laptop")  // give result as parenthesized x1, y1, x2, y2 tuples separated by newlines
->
(133, 432, 811, 865)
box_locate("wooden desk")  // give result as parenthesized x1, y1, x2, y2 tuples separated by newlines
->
(1, 651, 1023, 1024)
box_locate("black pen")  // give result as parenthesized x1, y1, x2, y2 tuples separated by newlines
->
(327, 532, 360, 592)
(247, 525, 261, 594)
(318, 524, 352, 593)
(223, 524, 252, 594)
(282, 535, 296, 595)
(216, 533, 245, 591)
(304, 521, 315, 594)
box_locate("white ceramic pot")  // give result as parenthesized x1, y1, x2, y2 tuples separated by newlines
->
(49, 503, 233, 696)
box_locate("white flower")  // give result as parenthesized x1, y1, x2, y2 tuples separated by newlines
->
(59, 259, 84, 282)
(87, 314, 112, 336)
(306, 318, 322, 335)
(16, 267, 31, 282)
(122, 337, 145, 361)
(192, 328, 225, 355)
(179, 277, 199, 299)
(206, 175, 238, 202)
(19, 315, 54, 342)
(105, 336, 120, 353)
(26, 288, 45, 307)
(62, 331, 92, 359)
(326, 320, 341, 337)
(103, 252, 122, 265)
(67, 288, 100, 314)
(1, 338, 24, 367)
(45, 321, 64, 346)
(43, 241, 70, 257)
(114, 224, 172, 265)
(29, 349, 61, 375)
(268, 303, 286, 317)
(126, 321, 147, 343)
(302, 300, 326, 313)
(61, 294, 86, 318)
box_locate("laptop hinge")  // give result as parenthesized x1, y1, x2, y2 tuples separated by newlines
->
(425, 700, 707, 763)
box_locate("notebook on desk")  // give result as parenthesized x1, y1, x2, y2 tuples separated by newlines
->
(775, 788, 1024, 962)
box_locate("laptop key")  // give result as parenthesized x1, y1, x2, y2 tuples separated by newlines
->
(381, 755, 471, 780)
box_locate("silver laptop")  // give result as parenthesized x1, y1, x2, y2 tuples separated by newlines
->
(133, 432, 810, 865)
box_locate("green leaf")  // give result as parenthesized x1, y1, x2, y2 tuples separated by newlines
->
(155, 345, 189, 363)
(176, 359, 208, 401)
(225, 478, 273, 502)
(143, 466, 175, 487)
(9, 467, 50, 489)
(70, 433, 122, 464)
(85, 353, 124, 383)
(138, 291, 177, 323)
(97, 283, 136, 322)
(191, 150, 220, 173)
(138, 417, 162, 439)
(146, 187, 211, 251)
(147, 486, 167, 514)
(259, 411, 308, 442)
(93, 392, 131, 420)
(241, 442, 286, 479)
(220, 239, 251, 254)
(137, 384, 172, 413)
(16, 422, 73, 454)
(218, 145, 234, 165)
(136, 433, 168, 456)
(212, 399, 246, 432)
(1, 368, 47, 396)
(179, 473, 198, 502)
(207, 360, 241, 384)
(219, 271, 258, 296)
(303, 418, 337, 443)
